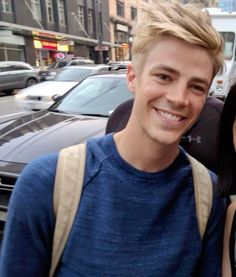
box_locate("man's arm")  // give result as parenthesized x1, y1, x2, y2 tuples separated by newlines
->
(0, 153, 57, 277)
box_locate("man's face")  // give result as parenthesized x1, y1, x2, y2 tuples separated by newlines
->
(127, 35, 214, 148)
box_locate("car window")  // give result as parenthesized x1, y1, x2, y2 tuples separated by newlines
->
(48, 61, 68, 69)
(0, 65, 11, 72)
(54, 68, 93, 82)
(51, 76, 133, 116)
(97, 67, 109, 73)
(11, 65, 30, 70)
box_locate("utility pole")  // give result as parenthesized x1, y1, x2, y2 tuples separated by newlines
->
(95, 0, 103, 64)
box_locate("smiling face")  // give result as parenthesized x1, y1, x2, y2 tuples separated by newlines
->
(127, 35, 214, 149)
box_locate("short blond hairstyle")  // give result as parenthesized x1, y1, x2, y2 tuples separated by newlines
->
(132, 0, 224, 77)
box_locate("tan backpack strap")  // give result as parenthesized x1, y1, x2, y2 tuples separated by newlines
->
(49, 143, 86, 277)
(186, 153, 213, 239)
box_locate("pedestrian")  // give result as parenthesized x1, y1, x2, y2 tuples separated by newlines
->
(0, 0, 225, 276)
(105, 96, 224, 173)
(217, 83, 236, 277)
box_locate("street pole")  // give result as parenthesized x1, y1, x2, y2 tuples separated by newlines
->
(95, 0, 103, 63)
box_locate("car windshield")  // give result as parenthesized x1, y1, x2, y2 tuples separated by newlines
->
(54, 67, 93, 82)
(48, 61, 68, 69)
(49, 76, 133, 116)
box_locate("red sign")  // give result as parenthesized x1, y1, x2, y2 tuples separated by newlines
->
(41, 40, 57, 50)
(56, 53, 66, 59)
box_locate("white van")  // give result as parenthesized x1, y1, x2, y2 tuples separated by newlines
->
(206, 8, 236, 100)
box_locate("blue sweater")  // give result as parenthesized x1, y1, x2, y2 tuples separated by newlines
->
(0, 134, 225, 276)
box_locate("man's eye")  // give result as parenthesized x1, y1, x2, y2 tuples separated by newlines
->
(191, 85, 206, 93)
(157, 74, 170, 81)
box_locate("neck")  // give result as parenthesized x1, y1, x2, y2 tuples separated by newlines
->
(113, 127, 180, 173)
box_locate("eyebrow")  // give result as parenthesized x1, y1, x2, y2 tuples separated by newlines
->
(152, 64, 211, 87)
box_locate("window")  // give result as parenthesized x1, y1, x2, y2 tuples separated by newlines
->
(116, 31, 128, 43)
(88, 9, 94, 34)
(31, 0, 42, 20)
(58, 0, 65, 25)
(0, 44, 25, 62)
(46, 0, 54, 23)
(130, 7, 137, 20)
(116, 0, 124, 17)
(2, 0, 12, 13)
(11, 65, 31, 71)
(220, 32, 235, 60)
(77, 5, 85, 29)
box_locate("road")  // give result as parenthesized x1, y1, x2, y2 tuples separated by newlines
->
(0, 92, 28, 123)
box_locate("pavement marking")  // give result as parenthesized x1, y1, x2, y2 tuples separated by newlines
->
(0, 112, 26, 118)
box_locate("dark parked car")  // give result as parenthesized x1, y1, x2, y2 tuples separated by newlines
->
(0, 72, 133, 234)
(0, 61, 39, 95)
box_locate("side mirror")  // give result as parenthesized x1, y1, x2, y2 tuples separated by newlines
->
(52, 94, 61, 101)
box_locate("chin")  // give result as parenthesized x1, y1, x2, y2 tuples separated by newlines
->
(151, 134, 180, 147)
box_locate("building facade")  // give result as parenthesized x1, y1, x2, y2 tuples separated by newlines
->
(181, 0, 218, 6)
(108, 0, 150, 61)
(0, 0, 111, 66)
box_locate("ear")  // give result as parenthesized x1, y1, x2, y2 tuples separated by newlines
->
(126, 63, 136, 93)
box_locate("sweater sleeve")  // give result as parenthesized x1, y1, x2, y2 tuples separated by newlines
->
(195, 172, 226, 276)
(0, 153, 58, 277)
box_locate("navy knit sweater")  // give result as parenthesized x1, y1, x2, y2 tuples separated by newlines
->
(0, 134, 225, 276)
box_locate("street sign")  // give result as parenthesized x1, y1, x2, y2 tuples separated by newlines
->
(56, 52, 66, 60)
(94, 45, 109, 51)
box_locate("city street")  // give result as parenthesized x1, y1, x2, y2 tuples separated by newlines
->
(0, 92, 28, 123)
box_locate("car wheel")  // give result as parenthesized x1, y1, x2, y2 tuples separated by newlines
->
(26, 78, 38, 87)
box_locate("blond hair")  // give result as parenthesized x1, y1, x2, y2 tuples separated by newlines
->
(132, 0, 224, 77)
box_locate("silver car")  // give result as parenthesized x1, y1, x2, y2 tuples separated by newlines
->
(14, 65, 113, 111)
(0, 61, 39, 95)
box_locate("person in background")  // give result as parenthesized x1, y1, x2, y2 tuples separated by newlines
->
(106, 96, 224, 173)
(0, 1, 225, 276)
(217, 83, 236, 277)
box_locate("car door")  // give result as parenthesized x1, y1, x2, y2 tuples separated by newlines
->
(0, 65, 13, 90)
(8, 65, 29, 88)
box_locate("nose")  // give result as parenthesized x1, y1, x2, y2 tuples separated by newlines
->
(166, 81, 190, 107)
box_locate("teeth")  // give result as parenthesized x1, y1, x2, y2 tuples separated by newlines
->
(157, 109, 182, 121)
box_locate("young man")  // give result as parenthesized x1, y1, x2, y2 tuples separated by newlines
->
(0, 1, 225, 276)
(105, 96, 224, 173)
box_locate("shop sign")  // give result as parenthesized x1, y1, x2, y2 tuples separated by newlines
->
(58, 40, 74, 46)
(33, 39, 57, 50)
(32, 31, 56, 39)
(57, 44, 69, 52)
(116, 24, 128, 32)
(94, 45, 109, 51)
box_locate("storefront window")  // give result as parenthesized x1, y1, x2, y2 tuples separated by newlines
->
(0, 44, 25, 61)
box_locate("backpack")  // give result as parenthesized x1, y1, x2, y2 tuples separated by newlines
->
(49, 143, 213, 277)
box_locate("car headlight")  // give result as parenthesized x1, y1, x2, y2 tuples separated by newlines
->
(14, 93, 26, 100)
(49, 71, 57, 76)
(41, 96, 53, 102)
